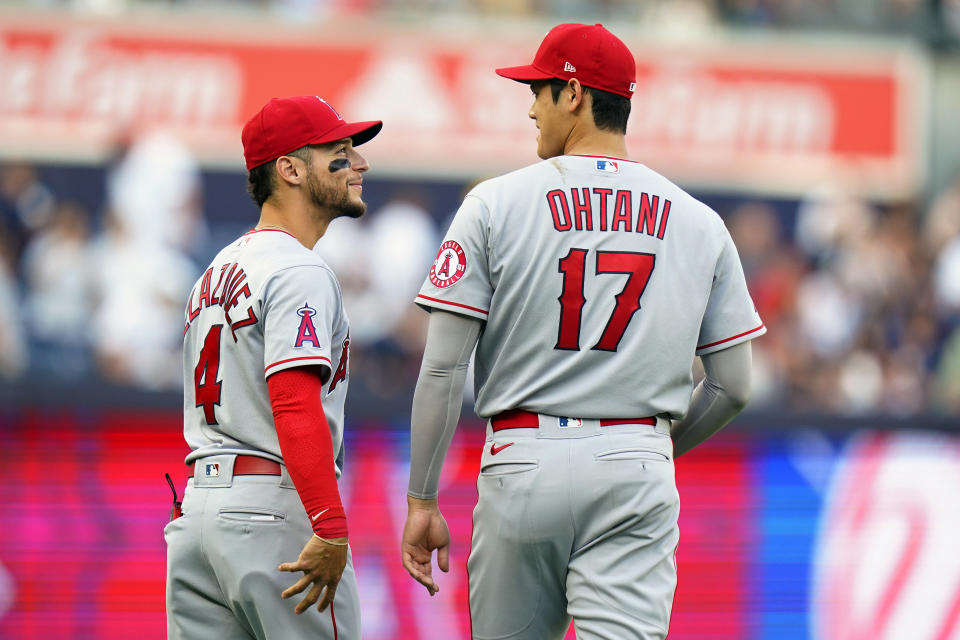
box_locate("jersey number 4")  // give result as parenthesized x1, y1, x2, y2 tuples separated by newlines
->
(556, 249, 656, 352)
(194, 325, 223, 424)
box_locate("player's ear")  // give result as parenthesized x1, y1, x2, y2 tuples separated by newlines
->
(566, 79, 585, 113)
(275, 155, 305, 186)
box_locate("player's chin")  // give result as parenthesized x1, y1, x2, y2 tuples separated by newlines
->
(536, 145, 558, 160)
(339, 199, 367, 219)
(535, 137, 558, 160)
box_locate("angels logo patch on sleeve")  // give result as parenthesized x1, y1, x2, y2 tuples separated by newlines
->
(429, 240, 466, 288)
(294, 302, 321, 347)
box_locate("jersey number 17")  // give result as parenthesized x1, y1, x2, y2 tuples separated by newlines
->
(556, 249, 655, 352)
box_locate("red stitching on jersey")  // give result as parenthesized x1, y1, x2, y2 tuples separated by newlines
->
(466, 492, 477, 640)
(696, 323, 765, 350)
(331, 600, 338, 640)
(569, 154, 641, 164)
(243, 228, 297, 240)
(416, 294, 488, 315)
(264, 355, 332, 374)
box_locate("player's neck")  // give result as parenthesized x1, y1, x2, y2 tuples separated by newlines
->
(562, 128, 629, 160)
(256, 200, 327, 249)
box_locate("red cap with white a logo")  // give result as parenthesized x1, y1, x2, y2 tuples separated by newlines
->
(241, 95, 382, 170)
(496, 23, 636, 99)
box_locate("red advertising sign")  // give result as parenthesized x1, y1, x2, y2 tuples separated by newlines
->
(0, 10, 926, 198)
(0, 410, 754, 639)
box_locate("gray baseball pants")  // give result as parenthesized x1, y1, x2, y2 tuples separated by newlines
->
(164, 454, 360, 640)
(468, 415, 680, 640)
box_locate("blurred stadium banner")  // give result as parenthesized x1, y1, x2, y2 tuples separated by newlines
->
(2, 409, 959, 639)
(0, 9, 928, 199)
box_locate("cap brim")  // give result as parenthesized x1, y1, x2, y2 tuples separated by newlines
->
(495, 64, 555, 83)
(310, 120, 383, 147)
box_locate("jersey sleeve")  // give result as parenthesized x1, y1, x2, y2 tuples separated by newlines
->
(696, 229, 766, 356)
(261, 265, 340, 380)
(414, 194, 492, 321)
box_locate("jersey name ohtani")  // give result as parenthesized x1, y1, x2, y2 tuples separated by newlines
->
(546, 188, 672, 239)
(184, 262, 258, 341)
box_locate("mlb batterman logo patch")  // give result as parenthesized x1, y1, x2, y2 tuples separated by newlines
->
(596, 159, 619, 173)
(430, 240, 466, 288)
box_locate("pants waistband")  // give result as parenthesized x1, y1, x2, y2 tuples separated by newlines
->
(488, 410, 665, 439)
(189, 454, 292, 488)
(491, 409, 656, 432)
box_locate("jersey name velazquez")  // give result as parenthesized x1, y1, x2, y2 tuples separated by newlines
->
(184, 262, 258, 341)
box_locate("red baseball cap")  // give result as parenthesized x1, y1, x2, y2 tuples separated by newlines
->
(496, 23, 636, 99)
(241, 95, 383, 170)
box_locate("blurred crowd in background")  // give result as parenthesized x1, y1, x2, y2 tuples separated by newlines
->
(0, 134, 206, 391)
(2, 130, 960, 416)
(730, 181, 960, 415)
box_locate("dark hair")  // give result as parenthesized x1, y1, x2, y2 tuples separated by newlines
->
(246, 145, 313, 207)
(546, 78, 630, 135)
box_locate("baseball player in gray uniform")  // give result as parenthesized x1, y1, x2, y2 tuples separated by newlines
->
(165, 95, 382, 639)
(400, 24, 765, 640)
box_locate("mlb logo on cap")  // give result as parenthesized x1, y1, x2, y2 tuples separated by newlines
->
(596, 160, 620, 173)
(205, 463, 220, 477)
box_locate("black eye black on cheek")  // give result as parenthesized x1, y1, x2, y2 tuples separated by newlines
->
(328, 158, 351, 173)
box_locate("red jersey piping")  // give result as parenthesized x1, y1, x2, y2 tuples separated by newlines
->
(244, 228, 298, 240)
(696, 324, 765, 350)
(568, 154, 641, 164)
(265, 355, 332, 374)
(415, 294, 489, 315)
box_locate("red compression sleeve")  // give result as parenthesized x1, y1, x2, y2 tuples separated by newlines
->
(268, 367, 347, 538)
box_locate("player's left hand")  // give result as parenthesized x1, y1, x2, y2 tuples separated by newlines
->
(401, 496, 450, 596)
(278, 535, 349, 614)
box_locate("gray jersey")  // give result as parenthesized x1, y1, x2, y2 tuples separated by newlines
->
(416, 155, 764, 419)
(182, 228, 350, 475)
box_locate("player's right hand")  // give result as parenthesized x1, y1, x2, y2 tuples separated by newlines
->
(278, 535, 348, 614)
(401, 496, 450, 596)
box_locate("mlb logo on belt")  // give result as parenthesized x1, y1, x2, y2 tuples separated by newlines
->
(558, 417, 583, 428)
(596, 160, 619, 173)
(205, 463, 220, 477)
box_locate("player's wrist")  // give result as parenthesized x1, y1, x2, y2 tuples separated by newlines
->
(406, 494, 440, 511)
(313, 534, 348, 546)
